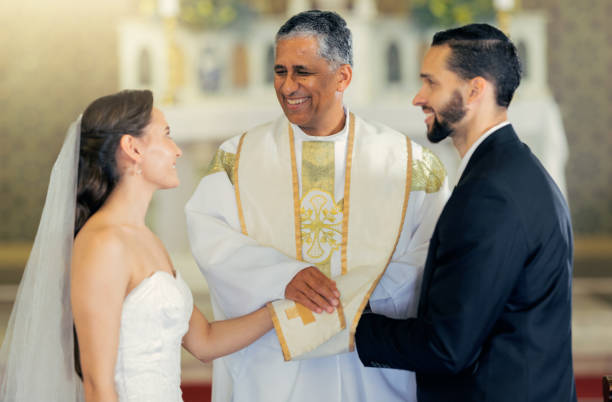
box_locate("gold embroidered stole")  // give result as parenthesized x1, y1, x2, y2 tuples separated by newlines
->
(235, 114, 412, 360)
(300, 141, 341, 278)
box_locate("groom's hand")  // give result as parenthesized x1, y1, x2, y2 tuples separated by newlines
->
(285, 267, 340, 314)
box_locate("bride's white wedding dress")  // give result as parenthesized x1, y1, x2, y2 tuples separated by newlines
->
(114, 270, 193, 402)
(0, 122, 199, 402)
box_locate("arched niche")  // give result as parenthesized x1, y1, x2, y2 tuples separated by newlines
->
(232, 43, 249, 89)
(138, 47, 152, 86)
(265, 43, 275, 84)
(517, 40, 529, 79)
(386, 41, 402, 83)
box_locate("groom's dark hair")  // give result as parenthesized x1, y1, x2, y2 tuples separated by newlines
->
(432, 23, 522, 108)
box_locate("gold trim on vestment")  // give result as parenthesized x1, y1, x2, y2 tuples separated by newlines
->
(299, 191, 340, 278)
(301, 142, 335, 195)
(411, 147, 446, 193)
(341, 113, 356, 276)
(234, 133, 248, 235)
(301, 141, 339, 278)
(205, 149, 236, 183)
(267, 302, 291, 361)
(348, 136, 413, 351)
(287, 120, 350, 337)
(288, 124, 303, 261)
(336, 299, 346, 332)
(285, 303, 316, 325)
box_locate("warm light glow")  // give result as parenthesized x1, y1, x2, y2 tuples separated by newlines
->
(158, 0, 179, 17)
(493, 0, 515, 12)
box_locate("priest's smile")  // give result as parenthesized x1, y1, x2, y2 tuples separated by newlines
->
(285, 96, 310, 110)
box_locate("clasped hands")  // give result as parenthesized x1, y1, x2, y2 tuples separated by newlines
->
(284, 266, 340, 314)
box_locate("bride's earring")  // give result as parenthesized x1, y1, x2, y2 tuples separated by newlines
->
(131, 164, 142, 176)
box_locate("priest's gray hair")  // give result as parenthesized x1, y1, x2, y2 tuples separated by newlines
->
(275, 10, 353, 68)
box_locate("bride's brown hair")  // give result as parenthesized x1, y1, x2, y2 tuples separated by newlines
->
(74, 89, 153, 235)
(73, 89, 153, 378)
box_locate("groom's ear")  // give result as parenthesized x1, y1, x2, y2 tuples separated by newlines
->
(118, 134, 144, 163)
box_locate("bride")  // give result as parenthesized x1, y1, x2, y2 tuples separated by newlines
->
(0, 90, 272, 402)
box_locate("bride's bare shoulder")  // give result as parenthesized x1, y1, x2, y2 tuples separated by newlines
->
(71, 217, 133, 280)
(75, 221, 124, 254)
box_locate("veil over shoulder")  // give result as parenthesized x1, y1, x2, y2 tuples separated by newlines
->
(0, 118, 84, 401)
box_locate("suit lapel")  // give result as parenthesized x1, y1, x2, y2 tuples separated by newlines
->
(418, 125, 520, 316)
(457, 124, 520, 186)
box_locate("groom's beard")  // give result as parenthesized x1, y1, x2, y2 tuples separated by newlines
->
(427, 90, 467, 144)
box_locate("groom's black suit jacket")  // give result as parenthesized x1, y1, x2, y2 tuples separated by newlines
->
(355, 125, 576, 402)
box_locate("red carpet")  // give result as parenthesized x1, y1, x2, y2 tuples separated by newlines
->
(181, 376, 604, 402)
(181, 383, 211, 402)
(576, 376, 604, 399)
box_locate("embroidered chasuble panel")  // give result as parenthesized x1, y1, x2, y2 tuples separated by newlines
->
(217, 114, 450, 361)
(198, 113, 447, 365)
(204, 142, 443, 195)
(300, 141, 343, 279)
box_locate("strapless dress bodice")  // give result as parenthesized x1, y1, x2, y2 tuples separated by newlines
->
(114, 270, 193, 402)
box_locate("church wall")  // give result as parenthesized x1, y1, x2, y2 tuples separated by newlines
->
(0, 0, 610, 249)
(523, 0, 612, 234)
(0, 0, 136, 243)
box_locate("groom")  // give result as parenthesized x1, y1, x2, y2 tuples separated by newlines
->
(355, 23, 576, 402)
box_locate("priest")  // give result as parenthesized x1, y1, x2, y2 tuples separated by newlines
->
(186, 10, 449, 402)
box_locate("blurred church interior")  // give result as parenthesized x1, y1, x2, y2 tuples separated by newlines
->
(1, 0, 610, 401)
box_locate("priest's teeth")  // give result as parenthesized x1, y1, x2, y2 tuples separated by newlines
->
(287, 98, 308, 105)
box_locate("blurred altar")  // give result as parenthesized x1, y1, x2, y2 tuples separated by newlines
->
(116, 0, 569, 289)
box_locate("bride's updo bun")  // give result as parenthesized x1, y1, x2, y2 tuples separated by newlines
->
(75, 89, 153, 235)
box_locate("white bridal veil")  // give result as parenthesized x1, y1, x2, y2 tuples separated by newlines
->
(0, 118, 84, 401)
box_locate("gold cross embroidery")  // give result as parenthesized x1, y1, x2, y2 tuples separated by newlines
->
(285, 303, 316, 325)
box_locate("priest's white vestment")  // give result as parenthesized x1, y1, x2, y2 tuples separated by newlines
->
(186, 110, 449, 402)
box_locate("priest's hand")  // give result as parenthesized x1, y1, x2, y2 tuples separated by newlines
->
(285, 267, 340, 314)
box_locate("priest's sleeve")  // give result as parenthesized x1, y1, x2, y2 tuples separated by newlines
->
(370, 148, 450, 319)
(185, 144, 311, 319)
